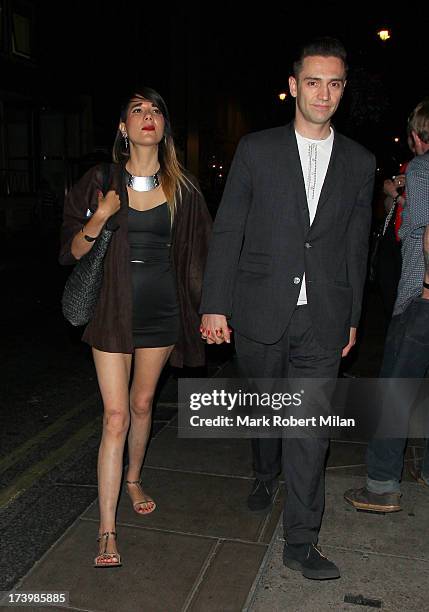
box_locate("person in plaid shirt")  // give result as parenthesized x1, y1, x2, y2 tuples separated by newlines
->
(345, 98, 429, 512)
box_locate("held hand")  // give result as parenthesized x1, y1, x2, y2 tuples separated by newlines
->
(342, 327, 357, 358)
(96, 189, 121, 220)
(200, 314, 231, 345)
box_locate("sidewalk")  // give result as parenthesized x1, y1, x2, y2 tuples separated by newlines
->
(9, 358, 282, 611)
(247, 466, 429, 611)
(7, 360, 429, 611)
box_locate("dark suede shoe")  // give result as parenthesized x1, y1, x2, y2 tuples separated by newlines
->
(247, 478, 278, 511)
(344, 486, 401, 512)
(283, 543, 340, 580)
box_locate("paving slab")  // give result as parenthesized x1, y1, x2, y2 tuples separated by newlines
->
(249, 531, 428, 612)
(321, 473, 429, 560)
(82, 467, 282, 543)
(188, 541, 267, 612)
(249, 472, 429, 612)
(145, 426, 254, 477)
(19, 520, 215, 612)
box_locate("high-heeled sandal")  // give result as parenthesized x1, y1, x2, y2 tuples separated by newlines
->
(125, 479, 156, 515)
(94, 531, 122, 568)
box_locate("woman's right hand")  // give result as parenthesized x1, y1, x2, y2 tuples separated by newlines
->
(95, 189, 121, 220)
(71, 190, 121, 260)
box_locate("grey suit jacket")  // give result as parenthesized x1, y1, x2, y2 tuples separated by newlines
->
(200, 122, 376, 350)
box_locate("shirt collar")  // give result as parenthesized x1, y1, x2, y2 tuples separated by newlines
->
(295, 127, 334, 149)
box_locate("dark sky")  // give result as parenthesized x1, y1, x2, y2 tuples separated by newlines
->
(36, 1, 429, 168)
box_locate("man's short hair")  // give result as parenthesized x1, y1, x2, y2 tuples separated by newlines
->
(408, 98, 429, 144)
(292, 37, 348, 78)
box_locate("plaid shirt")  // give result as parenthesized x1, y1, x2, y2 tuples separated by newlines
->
(394, 151, 429, 315)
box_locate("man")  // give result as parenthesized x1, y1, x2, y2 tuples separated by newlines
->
(200, 37, 375, 580)
(345, 99, 429, 512)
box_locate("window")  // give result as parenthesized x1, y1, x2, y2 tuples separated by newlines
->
(11, 0, 33, 59)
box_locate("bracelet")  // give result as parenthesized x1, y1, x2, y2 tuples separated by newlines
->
(81, 226, 98, 242)
(423, 281, 429, 290)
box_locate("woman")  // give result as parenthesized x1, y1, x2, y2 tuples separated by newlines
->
(375, 172, 406, 321)
(59, 87, 212, 567)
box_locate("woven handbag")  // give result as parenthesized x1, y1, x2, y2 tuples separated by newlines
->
(62, 164, 115, 326)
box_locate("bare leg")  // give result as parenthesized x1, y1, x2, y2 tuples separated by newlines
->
(93, 348, 132, 564)
(126, 346, 174, 513)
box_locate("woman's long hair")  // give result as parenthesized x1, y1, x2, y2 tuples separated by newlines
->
(112, 86, 193, 220)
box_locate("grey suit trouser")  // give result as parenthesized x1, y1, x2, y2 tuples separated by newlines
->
(235, 305, 342, 545)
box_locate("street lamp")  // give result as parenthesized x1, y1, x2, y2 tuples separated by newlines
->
(278, 92, 287, 101)
(377, 29, 391, 41)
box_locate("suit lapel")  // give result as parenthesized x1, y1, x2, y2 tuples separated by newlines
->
(311, 131, 346, 225)
(282, 123, 310, 231)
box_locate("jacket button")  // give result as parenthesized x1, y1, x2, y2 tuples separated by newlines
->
(304, 242, 312, 249)
(293, 277, 301, 284)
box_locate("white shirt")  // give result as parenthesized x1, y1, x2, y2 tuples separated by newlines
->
(295, 128, 334, 304)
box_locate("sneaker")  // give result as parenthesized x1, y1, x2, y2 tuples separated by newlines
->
(344, 486, 401, 512)
(247, 478, 278, 511)
(283, 543, 340, 580)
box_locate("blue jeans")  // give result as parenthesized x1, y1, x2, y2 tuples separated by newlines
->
(366, 297, 429, 494)
(421, 439, 429, 484)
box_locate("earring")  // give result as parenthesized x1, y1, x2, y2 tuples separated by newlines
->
(122, 132, 129, 149)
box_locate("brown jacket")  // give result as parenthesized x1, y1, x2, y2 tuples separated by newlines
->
(59, 162, 212, 367)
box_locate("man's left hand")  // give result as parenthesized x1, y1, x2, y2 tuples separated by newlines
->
(342, 327, 357, 357)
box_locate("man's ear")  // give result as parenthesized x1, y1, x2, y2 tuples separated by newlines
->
(411, 130, 420, 152)
(289, 76, 297, 98)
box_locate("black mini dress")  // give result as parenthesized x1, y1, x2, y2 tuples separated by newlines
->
(128, 203, 180, 348)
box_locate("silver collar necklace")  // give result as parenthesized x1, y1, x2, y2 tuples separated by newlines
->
(125, 168, 160, 192)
